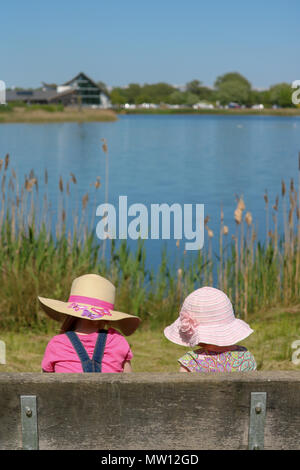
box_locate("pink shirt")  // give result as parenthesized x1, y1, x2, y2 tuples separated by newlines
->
(41, 328, 133, 373)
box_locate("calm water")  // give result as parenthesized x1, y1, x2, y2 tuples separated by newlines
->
(0, 114, 299, 269)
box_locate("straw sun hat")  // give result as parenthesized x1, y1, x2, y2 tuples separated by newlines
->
(164, 286, 253, 347)
(38, 274, 140, 336)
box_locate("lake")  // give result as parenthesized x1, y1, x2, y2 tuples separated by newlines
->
(0, 114, 299, 269)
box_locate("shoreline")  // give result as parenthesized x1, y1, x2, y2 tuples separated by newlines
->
(0, 107, 118, 124)
(118, 107, 300, 117)
(1, 106, 300, 123)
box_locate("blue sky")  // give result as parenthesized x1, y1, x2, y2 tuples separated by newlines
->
(1, 0, 299, 89)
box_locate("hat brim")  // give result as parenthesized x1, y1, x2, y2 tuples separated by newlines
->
(38, 297, 140, 336)
(164, 317, 254, 347)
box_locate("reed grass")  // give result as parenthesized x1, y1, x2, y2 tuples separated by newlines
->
(0, 106, 117, 123)
(0, 152, 299, 332)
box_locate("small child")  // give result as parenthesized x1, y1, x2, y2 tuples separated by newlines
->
(39, 274, 140, 373)
(164, 286, 256, 373)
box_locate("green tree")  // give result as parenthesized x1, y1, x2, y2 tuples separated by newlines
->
(184, 92, 199, 106)
(124, 83, 142, 104)
(250, 89, 272, 107)
(142, 83, 175, 104)
(110, 88, 127, 105)
(186, 80, 215, 102)
(215, 72, 252, 105)
(269, 83, 294, 108)
(167, 90, 187, 105)
(186, 80, 202, 95)
(135, 94, 152, 105)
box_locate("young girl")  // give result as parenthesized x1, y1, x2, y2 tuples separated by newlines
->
(164, 286, 256, 373)
(39, 274, 141, 373)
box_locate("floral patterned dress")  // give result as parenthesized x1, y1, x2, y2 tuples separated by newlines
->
(178, 346, 256, 372)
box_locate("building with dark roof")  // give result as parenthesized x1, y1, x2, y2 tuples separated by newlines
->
(6, 72, 111, 108)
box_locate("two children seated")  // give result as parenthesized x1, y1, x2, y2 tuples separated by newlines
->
(40, 274, 256, 373)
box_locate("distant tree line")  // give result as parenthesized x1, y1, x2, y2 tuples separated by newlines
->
(106, 73, 295, 108)
(8, 73, 295, 108)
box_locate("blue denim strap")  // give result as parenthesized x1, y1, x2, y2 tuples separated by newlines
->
(92, 329, 108, 372)
(65, 330, 107, 373)
(65, 331, 93, 372)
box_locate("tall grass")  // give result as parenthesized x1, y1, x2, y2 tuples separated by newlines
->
(0, 152, 299, 331)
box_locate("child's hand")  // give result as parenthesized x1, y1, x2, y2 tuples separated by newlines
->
(123, 361, 132, 373)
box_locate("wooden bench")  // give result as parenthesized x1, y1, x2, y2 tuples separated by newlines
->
(0, 371, 300, 450)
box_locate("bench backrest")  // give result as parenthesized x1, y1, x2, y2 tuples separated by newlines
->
(0, 371, 300, 450)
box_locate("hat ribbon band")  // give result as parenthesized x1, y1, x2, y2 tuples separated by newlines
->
(68, 295, 114, 310)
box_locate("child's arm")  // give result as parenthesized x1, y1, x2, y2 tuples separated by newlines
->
(123, 360, 132, 373)
(179, 365, 190, 372)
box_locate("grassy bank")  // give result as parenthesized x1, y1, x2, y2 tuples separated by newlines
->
(0, 105, 117, 123)
(118, 107, 300, 116)
(1, 105, 299, 122)
(1, 304, 300, 372)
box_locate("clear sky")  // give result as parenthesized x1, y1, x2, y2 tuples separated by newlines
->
(1, 0, 299, 89)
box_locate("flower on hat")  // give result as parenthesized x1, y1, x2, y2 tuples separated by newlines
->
(67, 302, 112, 320)
(179, 310, 199, 340)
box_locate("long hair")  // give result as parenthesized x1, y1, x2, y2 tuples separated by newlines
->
(60, 316, 77, 334)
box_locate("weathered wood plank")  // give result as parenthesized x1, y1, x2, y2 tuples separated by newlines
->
(0, 372, 300, 450)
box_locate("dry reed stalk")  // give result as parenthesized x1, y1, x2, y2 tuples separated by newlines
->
(89, 176, 102, 232)
(232, 233, 239, 311)
(101, 139, 109, 260)
(0, 174, 6, 235)
(264, 190, 269, 243)
(79, 193, 89, 244)
(282, 179, 289, 249)
(59, 176, 63, 193)
(219, 206, 224, 289)
(11, 202, 16, 241)
(82, 193, 89, 210)
(243, 210, 253, 320)
(273, 196, 281, 302)
(177, 268, 183, 304)
(17, 186, 25, 245)
(272, 196, 279, 256)
(70, 172, 77, 184)
(205, 225, 214, 285)
(281, 179, 289, 303)
(56, 176, 65, 238)
(29, 180, 37, 230)
(233, 197, 245, 313)
(296, 152, 300, 296)
(4, 154, 9, 171)
(287, 183, 296, 301)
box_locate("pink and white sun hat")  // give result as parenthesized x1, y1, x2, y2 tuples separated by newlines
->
(164, 286, 254, 347)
